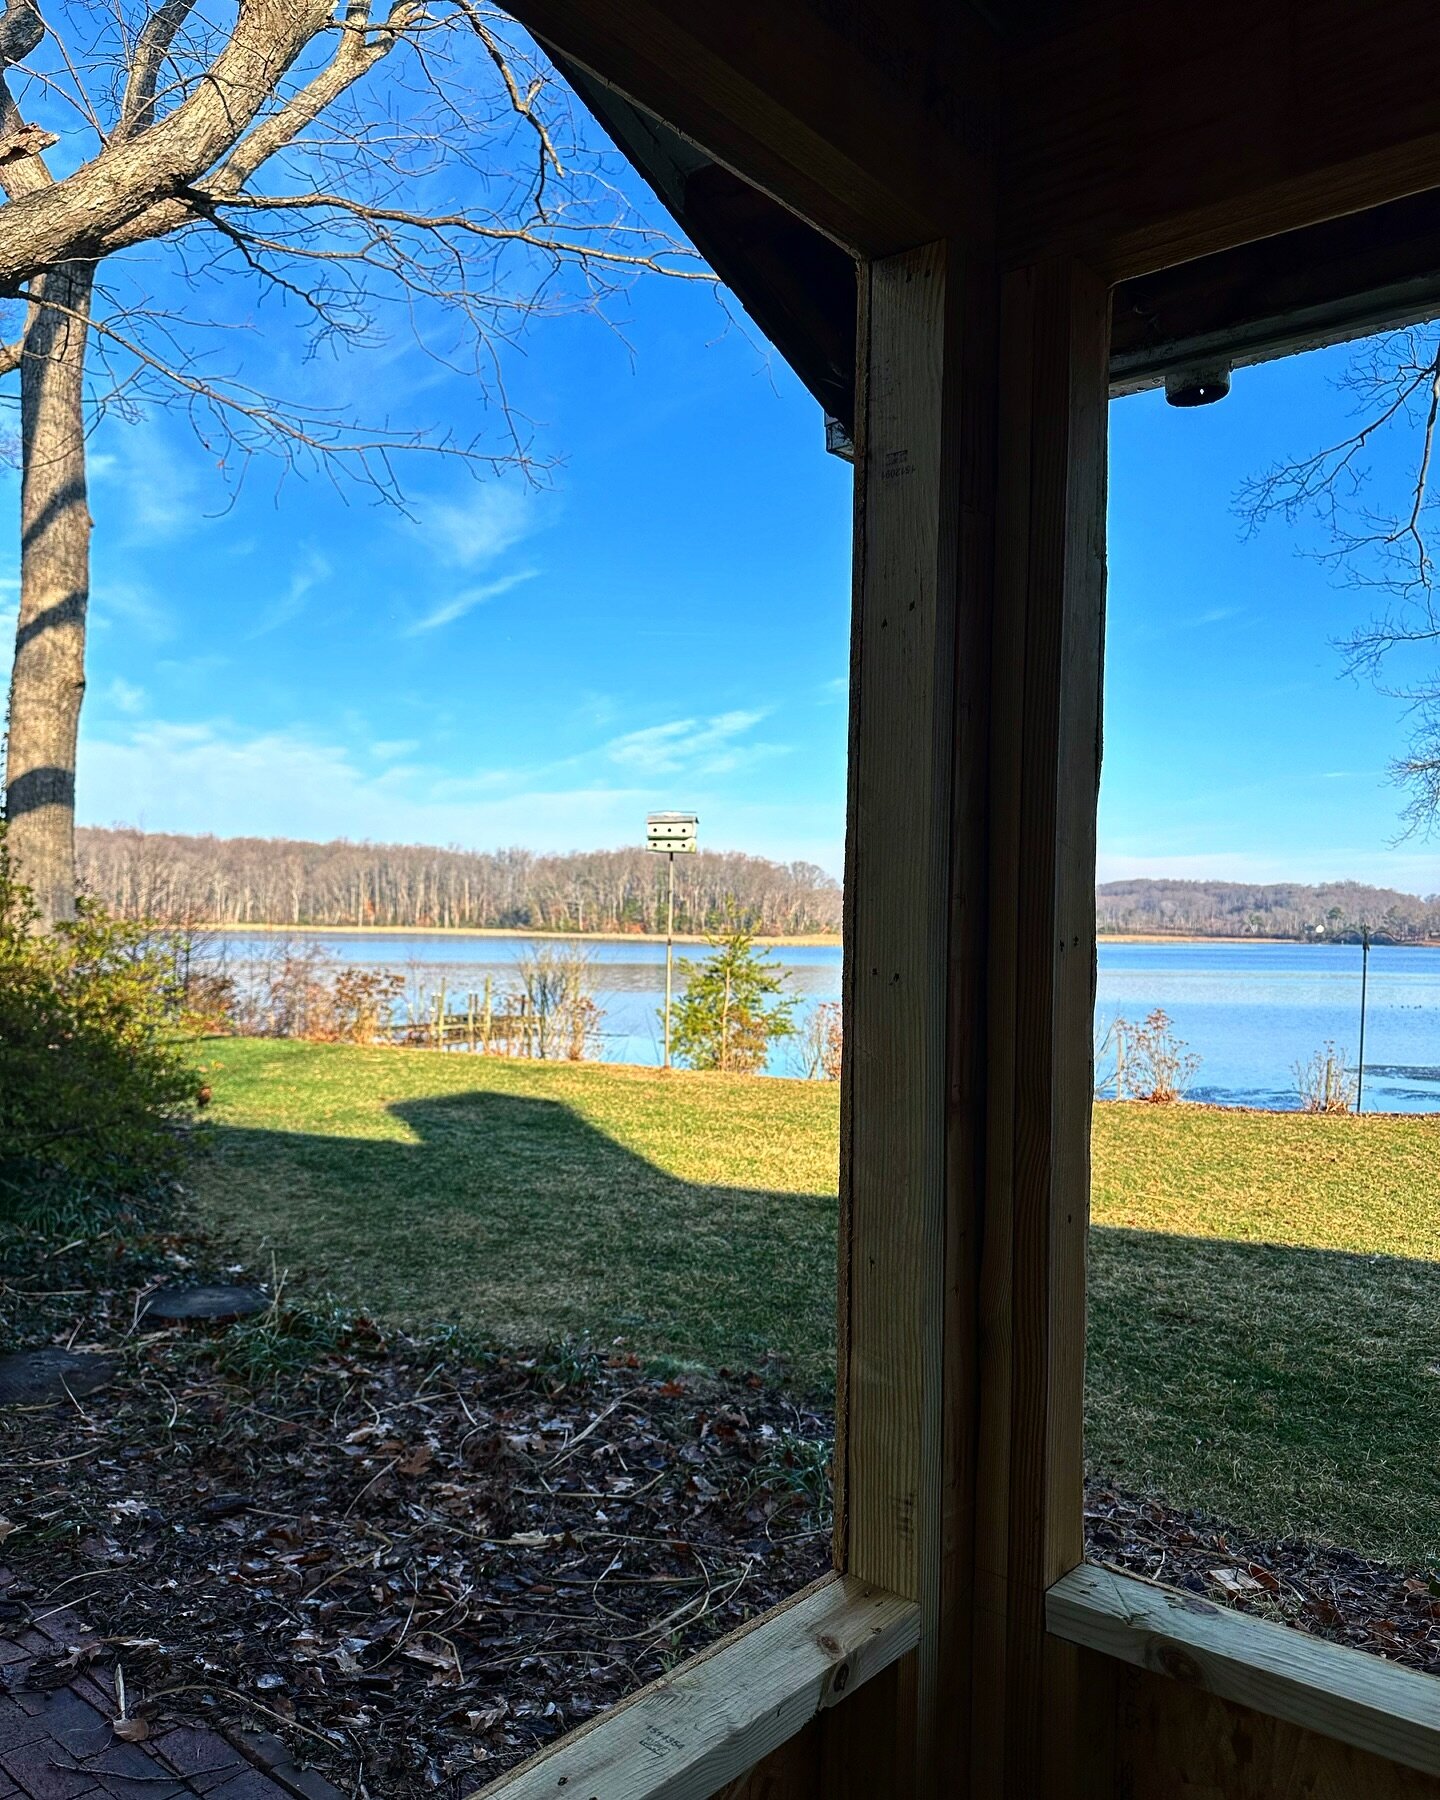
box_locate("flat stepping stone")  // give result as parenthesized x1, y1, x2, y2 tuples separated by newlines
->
(139, 1284, 269, 1327)
(0, 1349, 115, 1407)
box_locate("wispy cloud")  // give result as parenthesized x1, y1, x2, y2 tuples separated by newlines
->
(578, 691, 620, 729)
(106, 676, 146, 715)
(74, 714, 842, 874)
(396, 481, 544, 634)
(92, 578, 175, 643)
(155, 652, 230, 684)
(405, 568, 537, 635)
(248, 549, 331, 638)
(77, 717, 647, 851)
(1128, 601, 1248, 644)
(604, 709, 786, 778)
(422, 484, 537, 570)
(91, 426, 204, 546)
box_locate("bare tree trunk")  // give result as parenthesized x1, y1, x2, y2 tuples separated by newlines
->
(4, 258, 95, 925)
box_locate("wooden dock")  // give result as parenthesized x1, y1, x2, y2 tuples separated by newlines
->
(375, 978, 547, 1055)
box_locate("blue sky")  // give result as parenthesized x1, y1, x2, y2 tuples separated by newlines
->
(0, 67, 1434, 893)
(46, 270, 857, 874)
(1106, 357, 1438, 892)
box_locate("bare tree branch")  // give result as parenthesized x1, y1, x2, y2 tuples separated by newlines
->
(0, 0, 43, 74)
(191, 186, 711, 276)
(0, 0, 334, 287)
(117, 0, 197, 140)
(205, 0, 425, 199)
(0, 0, 53, 198)
(13, 275, 545, 498)
(453, 0, 564, 212)
(1238, 326, 1440, 833)
(0, 0, 713, 916)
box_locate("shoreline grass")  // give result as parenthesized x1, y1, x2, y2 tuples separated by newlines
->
(191, 1040, 1439, 1565)
(191, 923, 844, 948)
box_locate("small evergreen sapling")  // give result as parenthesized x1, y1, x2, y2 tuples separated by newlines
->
(667, 928, 797, 1074)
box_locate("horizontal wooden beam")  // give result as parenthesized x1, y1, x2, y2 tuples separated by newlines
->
(508, 0, 996, 256)
(1111, 186, 1440, 394)
(1047, 1564, 1440, 1782)
(482, 1575, 919, 1800)
(1006, 0, 1440, 280)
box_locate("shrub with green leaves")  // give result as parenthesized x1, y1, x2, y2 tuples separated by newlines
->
(0, 834, 200, 1217)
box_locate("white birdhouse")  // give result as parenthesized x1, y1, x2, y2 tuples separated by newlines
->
(646, 812, 698, 853)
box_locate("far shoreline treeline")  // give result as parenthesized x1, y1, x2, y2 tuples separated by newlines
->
(78, 826, 843, 939)
(76, 827, 1440, 944)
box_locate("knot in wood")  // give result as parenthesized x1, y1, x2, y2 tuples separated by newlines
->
(1155, 1642, 1204, 1686)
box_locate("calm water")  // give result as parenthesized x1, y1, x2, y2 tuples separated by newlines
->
(218, 932, 1440, 1111)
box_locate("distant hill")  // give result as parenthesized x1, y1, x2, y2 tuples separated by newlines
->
(1097, 878, 1440, 943)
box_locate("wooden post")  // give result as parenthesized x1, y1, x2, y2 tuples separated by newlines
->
(837, 239, 979, 1799)
(834, 242, 1108, 1800)
(966, 257, 1109, 1799)
(1357, 924, 1371, 1112)
(483, 975, 493, 1054)
(467, 990, 476, 1053)
(434, 983, 446, 1051)
(663, 850, 676, 1070)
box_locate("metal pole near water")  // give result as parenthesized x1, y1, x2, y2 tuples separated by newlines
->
(1356, 923, 1371, 1114)
(646, 811, 698, 1074)
(664, 851, 675, 1070)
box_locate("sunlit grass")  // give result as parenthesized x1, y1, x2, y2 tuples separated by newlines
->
(1088, 1103, 1440, 1566)
(192, 1037, 840, 1390)
(192, 1042, 1440, 1563)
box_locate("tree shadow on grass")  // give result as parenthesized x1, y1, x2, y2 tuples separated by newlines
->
(202, 1087, 838, 1392)
(1087, 1224, 1440, 1567)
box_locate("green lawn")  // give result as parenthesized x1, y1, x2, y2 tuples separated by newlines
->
(194, 1038, 840, 1388)
(1088, 1106, 1440, 1567)
(193, 1040, 1440, 1565)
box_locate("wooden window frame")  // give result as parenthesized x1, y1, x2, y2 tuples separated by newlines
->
(482, 236, 1440, 1800)
(476, 11, 1440, 1787)
(1049, 1566, 1440, 1781)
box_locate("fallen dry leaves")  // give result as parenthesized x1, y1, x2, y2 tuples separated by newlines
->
(1086, 1480, 1440, 1673)
(0, 1233, 832, 1797)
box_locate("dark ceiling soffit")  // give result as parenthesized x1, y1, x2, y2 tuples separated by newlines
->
(551, 51, 1440, 422)
(550, 51, 858, 433)
(1112, 188, 1440, 393)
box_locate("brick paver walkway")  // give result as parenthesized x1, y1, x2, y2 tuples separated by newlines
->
(0, 1584, 342, 1800)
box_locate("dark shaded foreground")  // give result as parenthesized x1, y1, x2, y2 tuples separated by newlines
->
(0, 1229, 830, 1798)
(4, 1210, 1434, 1800)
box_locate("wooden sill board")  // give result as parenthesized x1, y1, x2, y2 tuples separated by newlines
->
(479, 1572, 918, 1800)
(1048, 1563, 1440, 1779)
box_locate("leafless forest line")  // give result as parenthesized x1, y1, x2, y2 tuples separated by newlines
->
(77, 828, 844, 937)
(74, 829, 1440, 943)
